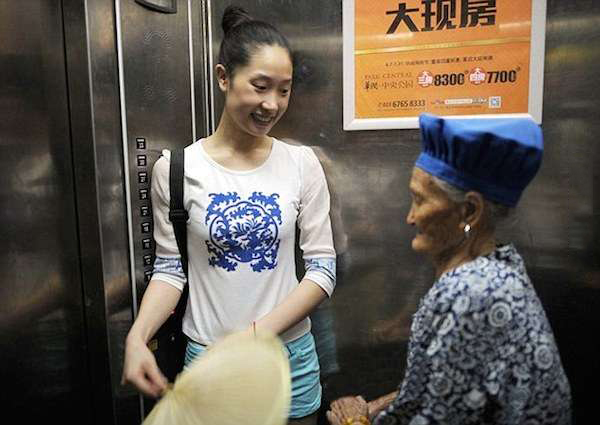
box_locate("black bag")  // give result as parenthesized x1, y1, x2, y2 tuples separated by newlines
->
(148, 147, 189, 384)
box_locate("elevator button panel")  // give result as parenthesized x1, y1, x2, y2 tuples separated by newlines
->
(131, 136, 158, 292)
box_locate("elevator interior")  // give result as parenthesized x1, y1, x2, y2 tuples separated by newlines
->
(1, 1, 599, 424)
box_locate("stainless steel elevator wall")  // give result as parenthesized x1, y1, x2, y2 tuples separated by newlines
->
(1, 0, 208, 423)
(116, 0, 204, 416)
(0, 1, 91, 420)
(119, 0, 193, 299)
(208, 1, 600, 422)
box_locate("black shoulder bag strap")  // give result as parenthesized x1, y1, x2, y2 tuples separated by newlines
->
(168, 148, 189, 277)
(152, 147, 188, 380)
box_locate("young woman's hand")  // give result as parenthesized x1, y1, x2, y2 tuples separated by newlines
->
(326, 395, 369, 424)
(120, 280, 181, 398)
(121, 336, 168, 398)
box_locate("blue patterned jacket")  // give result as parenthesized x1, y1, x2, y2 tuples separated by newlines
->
(375, 244, 571, 425)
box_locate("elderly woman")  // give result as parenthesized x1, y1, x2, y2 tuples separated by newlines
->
(327, 114, 571, 425)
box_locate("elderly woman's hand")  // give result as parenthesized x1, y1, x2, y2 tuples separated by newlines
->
(326, 396, 369, 424)
(366, 390, 398, 421)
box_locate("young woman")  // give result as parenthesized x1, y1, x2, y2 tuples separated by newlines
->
(122, 6, 336, 425)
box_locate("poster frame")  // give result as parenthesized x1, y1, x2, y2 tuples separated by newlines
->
(342, 0, 548, 130)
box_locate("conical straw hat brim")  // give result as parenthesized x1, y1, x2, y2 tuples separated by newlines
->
(143, 330, 291, 425)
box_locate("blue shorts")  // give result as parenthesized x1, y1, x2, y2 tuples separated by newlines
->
(184, 332, 321, 419)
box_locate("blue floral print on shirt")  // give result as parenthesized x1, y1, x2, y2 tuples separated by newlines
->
(205, 191, 282, 272)
(374, 244, 571, 425)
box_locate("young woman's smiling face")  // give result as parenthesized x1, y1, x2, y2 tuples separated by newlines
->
(406, 167, 464, 259)
(219, 44, 293, 137)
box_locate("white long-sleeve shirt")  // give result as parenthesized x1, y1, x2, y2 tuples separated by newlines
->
(151, 139, 336, 344)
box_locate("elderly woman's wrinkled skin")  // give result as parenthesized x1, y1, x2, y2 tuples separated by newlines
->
(327, 167, 497, 425)
(406, 167, 496, 278)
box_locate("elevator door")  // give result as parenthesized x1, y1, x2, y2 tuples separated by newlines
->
(0, 1, 91, 421)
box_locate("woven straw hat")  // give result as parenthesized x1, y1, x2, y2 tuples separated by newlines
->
(143, 331, 291, 425)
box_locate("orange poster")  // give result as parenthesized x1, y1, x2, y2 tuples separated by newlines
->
(344, 0, 546, 129)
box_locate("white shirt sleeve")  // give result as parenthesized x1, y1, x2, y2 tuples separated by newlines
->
(150, 152, 187, 291)
(297, 146, 337, 296)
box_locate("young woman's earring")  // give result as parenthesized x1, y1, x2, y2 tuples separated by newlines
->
(463, 223, 471, 238)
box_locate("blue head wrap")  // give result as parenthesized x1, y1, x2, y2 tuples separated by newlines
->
(415, 114, 543, 207)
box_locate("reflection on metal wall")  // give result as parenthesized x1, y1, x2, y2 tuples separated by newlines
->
(64, 1, 139, 422)
(117, 0, 193, 333)
(115, 0, 207, 416)
(0, 1, 91, 421)
(2, 0, 209, 423)
(526, 2, 600, 421)
(209, 1, 600, 422)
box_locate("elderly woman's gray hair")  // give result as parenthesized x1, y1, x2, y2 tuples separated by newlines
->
(431, 176, 515, 229)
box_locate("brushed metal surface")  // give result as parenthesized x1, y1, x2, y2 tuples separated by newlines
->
(64, 0, 143, 423)
(209, 1, 600, 422)
(118, 0, 194, 308)
(118, 0, 205, 417)
(192, 0, 212, 137)
(0, 1, 91, 421)
(1, 1, 206, 423)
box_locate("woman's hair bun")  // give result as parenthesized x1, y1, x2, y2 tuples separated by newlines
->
(222, 6, 253, 34)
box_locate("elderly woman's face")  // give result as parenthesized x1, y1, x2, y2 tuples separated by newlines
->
(406, 167, 463, 258)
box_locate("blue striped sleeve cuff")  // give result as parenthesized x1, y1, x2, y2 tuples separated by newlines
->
(152, 255, 187, 291)
(304, 257, 336, 297)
